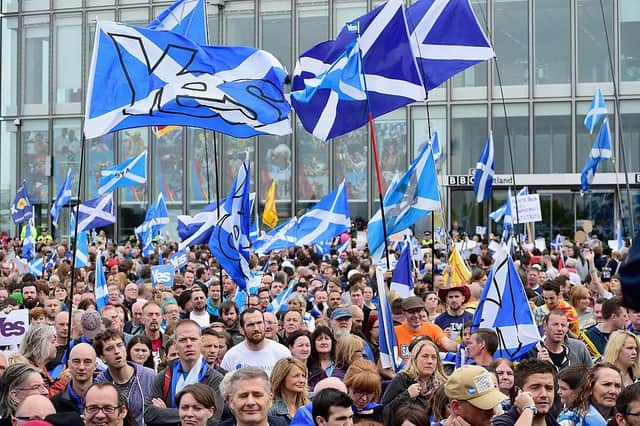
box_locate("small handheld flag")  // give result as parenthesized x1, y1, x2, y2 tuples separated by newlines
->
(98, 151, 147, 196)
(95, 252, 109, 310)
(376, 267, 404, 372)
(584, 88, 607, 134)
(581, 118, 612, 194)
(51, 169, 73, 228)
(473, 133, 495, 203)
(390, 243, 414, 299)
(77, 193, 116, 232)
(11, 182, 33, 225)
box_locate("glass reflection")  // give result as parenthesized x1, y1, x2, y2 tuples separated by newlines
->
(493, 0, 528, 88)
(297, 0, 328, 53)
(154, 128, 184, 203)
(450, 105, 487, 175)
(620, 0, 640, 82)
(492, 104, 529, 174)
(334, 127, 368, 201)
(259, 135, 292, 201)
(21, 122, 49, 204)
(222, 137, 254, 193)
(375, 112, 406, 193)
(87, 134, 115, 199)
(534, 103, 571, 173)
(23, 15, 50, 112)
(119, 129, 148, 202)
(53, 120, 81, 195)
(534, 0, 570, 85)
(188, 129, 216, 204)
(296, 118, 329, 201)
(577, 0, 613, 84)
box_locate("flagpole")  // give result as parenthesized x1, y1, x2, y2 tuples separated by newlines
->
(212, 131, 224, 295)
(203, 131, 212, 202)
(598, 0, 635, 235)
(66, 134, 87, 365)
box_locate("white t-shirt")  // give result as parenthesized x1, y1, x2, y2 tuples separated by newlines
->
(220, 339, 291, 377)
(190, 311, 210, 328)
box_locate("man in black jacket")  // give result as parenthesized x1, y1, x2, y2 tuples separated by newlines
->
(51, 343, 97, 415)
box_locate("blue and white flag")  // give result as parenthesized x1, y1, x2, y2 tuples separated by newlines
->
(177, 199, 226, 250)
(98, 151, 147, 196)
(473, 133, 494, 203)
(95, 252, 109, 311)
(390, 243, 414, 299)
(11, 182, 32, 225)
(77, 193, 116, 232)
(44, 251, 57, 270)
(148, 0, 207, 45)
(22, 220, 36, 260)
(502, 188, 514, 238)
(407, 0, 495, 91)
(85, 21, 291, 139)
(471, 245, 541, 361)
(294, 181, 351, 246)
(253, 217, 299, 255)
(74, 231, 89, 268)
(151, 264, 176, 288)
(136, 193, 170, 256)
(584, 88, 607, 134)
(291, 0, 425, 141)
(28, 257, 44, 277)
(376, 267, 404, 371)
(169, 249, 189, 270)
(209, 154, 252, 290)
(581, 118, 612, 194)
(51, 169, 73, 228)
(431, 130, 442, 163)
(369, 143, 440, 263)
(267, 282, 295, 313)
(490, 187, 528, 223)
(616, 221, 624, 251)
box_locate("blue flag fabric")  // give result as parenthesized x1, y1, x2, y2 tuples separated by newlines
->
(51, 169, 73, 228)
(376, 267, 404, 371)
(369, 143, 440, 263)
(490, 187, 528, 222)
(45, 251, 57, 270)
(581, 118, 612, 194)
(85, 21, 291, 139)
(74, 231, 89, 268)
(99, 151, 147, 196)
(267, 282, 295, 314)
(253, 217, 299, 255)
(77, 193, 116, 232)
(390, 243, 414, 298)
(616, 221, 624, 251)
(169, 249, 189, 270)
(209, 154, 252, 290)
(473, 133, 494, 203)
(291, 0, 425, 141)
(95, 253, 109, 310)
(136, 193, 170, 256)
(11, 182, 33, 225)
(407, 0, 495, 91)
(584, 88, 607, 134)
(28, 257, 44, 277)
(177, 199, 226, 250)
(151, 264, 176, 288)
(22, 221, 36, 260)
(148, 0, 207, 45)
(294, 181, 351, 246)
(471, 245, 541, 361)
(431, 130, 442, 163)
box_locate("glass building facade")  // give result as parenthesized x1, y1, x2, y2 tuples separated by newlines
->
(1, 0, 639, 242)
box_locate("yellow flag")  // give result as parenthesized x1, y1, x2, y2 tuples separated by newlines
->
(262, 180, 278, 229)
(443, 245, 471, 285)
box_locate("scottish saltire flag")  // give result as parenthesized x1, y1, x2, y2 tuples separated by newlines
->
(490, 187, 528, 222)
(11, 182, 32, 225)
(95, 253, 109, 311)
(473, 133, 494, 203)
(44, 251, 57, 270)
(267, 282, 295, 313)
(291, 0, 425, 141)
(22, 221, 36, 260)
(376, 267, 404, 371)
(581, 118, 612, 194)
(74, 232, 89, 268)
(250, 218, 260, 242)
(253, 216, 298, 255)
(51, 169, 73, 228)
(85, 21, 291, 139)
(177, 200, 225, 250)
(503, 188, 514, 230)
(77, 193, 115, 232)
(148, 0, 207, 45)
(209, 154, 252, 290)
(407, 0, 495, 91)
(584, 88, 607, 134)
(98, 151, 147, 196)
(431, 130, 442, 163)
(369, 143, 440, 262)
(294, 181, 351, 246)
(136, 193, 170, 256)
(390, 244, 414, 298)
(28, 257, 44, 277)
(472, 245, 541, 361)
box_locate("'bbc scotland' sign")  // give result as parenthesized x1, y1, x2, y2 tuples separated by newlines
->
(151, 264, 176, 288)
(0, 309, 29, 346)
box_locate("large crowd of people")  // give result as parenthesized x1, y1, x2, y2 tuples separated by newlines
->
(0, 229, 638, 426)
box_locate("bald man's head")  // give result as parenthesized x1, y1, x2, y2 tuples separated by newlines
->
(313, 376, 348, 394)
(15, 394, 55, 420)
(69, 343, 97, 384)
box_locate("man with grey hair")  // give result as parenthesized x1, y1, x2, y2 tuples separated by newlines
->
(124, 299, 146, 335)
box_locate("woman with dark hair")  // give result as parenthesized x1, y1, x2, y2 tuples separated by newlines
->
(0, 363, 50, 426)
(558, 365, 585, 410)
(176, 383, 217, 426)
(490, 358, 516, 406)
(127, 335, 155, 371)
(307, 326, 336, 389)
(390, 401, 432, 426)
(286, 330, 312, 364)
(363, 310, 380, 362)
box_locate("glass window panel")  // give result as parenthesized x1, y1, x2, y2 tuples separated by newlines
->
(1, 17, 19, 116)
(208, 6, 220, 45)
(222, 136, 255, 193)
(259, 135, 292, 203)
(118, 129, 148, 203)
(492, 0, 528, 91)
(87, 0, 114, 6)
(452, 0, 488, 98)
(534, 0, 570, 87)
(375, 110, 407, 193)
(154, 129, 184, 203)
(87, 134, 115, 199)
(576, 101, 613, 172)
(334, 127, 368, 201)
(412, 105, 447, 165)
(0, 122, 18, 234)
(297, 0, 328, 54)
(23, 0, 49, 11)
(450, 190, 487, 236)
(533, 103, 571, 173)
(23, 15, 50, 115)
(576, 191, 614, 239)
(620, 100, 640, 171)
(492, 103, 529, 174)
(261, 0, 292, 71)
(450, 105, 487, 174)
(537, 192, 574, 239)
(52, 119, 81, 198)
(87, 11, 115, 64)
(119, 0, 146, 4)
(577, 0, 613, 85)
(119, 8, 149, 26)
(620, 0, 640, 83)
(224, 0, 255, 46)
(333, 0, 366, 36)
(54, 0, 81, 8)
(54, 14, 82, 113)
(349, 202, 368, 223)
(295, 117, 329, 203)
(188, 129, 217, 206)
(21, 120, 49, 205)
(2, 0, 18, 12)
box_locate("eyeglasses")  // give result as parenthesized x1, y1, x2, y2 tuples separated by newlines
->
(85, 405, 120, 415)
(352, 391, 376, 400)
(16, 383, 49, 392)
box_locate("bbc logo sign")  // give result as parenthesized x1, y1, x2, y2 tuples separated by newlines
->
(447, 175, 474, 186)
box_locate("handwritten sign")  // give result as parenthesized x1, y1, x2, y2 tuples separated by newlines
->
(512, 194, 542, 224)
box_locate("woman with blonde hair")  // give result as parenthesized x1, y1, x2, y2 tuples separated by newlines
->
(602, 330, 640, 387)
(332, 334, 365, 379)
(343, 359, 384, 423)
(568, 285, 595, 330)
(269, 357, 309, 424)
